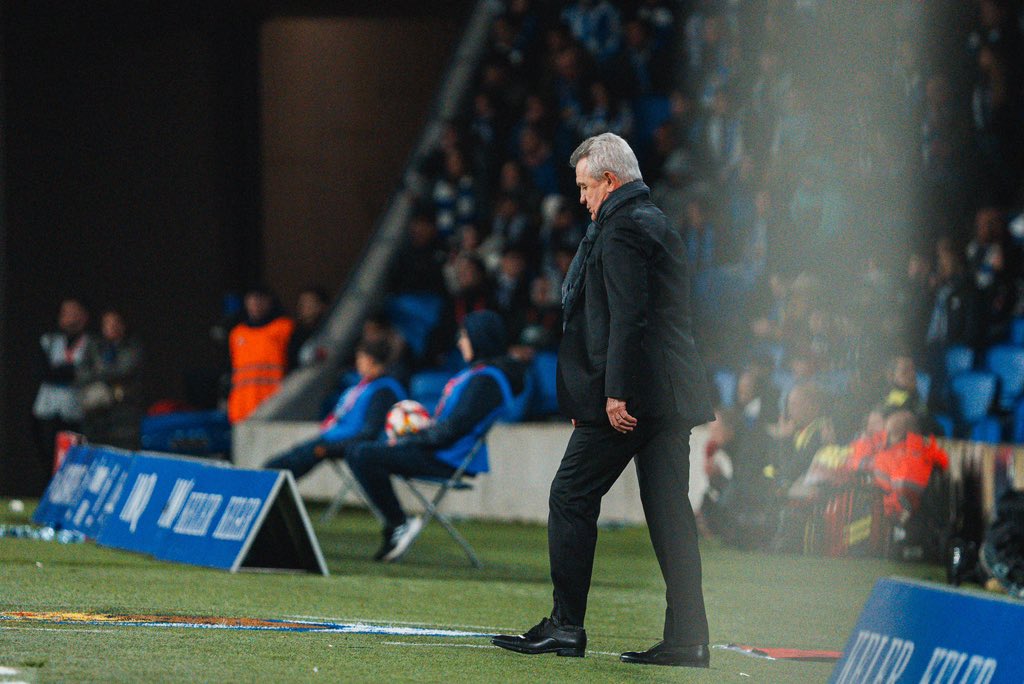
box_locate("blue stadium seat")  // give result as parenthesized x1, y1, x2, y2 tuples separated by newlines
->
(409, 370, 453, 414)
(772, 369, 796, 395)
(970, 416, 1003, 444)
(1013, 399, 1024, 443)
(772, 369, 796, 417)
(713, 369, 736, 408)
(140, 410, 231, 457)
(944, 345, 974, 378)
(1010, 317, 1024, 347)
(531, 351, 560, 417)
(916, 371, 931, 404)
(385, 293, 444, 358)
(986, 345, 1024, 411)
(502, 371, 534, 424)
(949, 371, 997, 430)
(632, 95, 672, 148)
(933, 414, 954, 438)
(766, 342, 786, 369)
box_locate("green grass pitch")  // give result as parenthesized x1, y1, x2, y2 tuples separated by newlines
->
(0, 500, 947, 682)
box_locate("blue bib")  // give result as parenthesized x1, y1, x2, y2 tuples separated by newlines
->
(433, 365, 515, 475)
(321, 376, 406, 443)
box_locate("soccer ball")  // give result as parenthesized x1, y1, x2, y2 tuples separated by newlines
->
(385, 400, 432, 441)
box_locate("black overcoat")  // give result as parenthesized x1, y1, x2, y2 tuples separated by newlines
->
(556, 182, 715, 427)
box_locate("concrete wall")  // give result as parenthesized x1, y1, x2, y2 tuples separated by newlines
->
(234, 421, 714, 525)
(260, 15, 462, 309)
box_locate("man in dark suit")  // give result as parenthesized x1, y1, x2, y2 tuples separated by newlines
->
(492, 132, 715, 667)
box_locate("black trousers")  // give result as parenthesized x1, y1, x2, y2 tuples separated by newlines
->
(347, 442, 456, 530)
(548, 416, 709, 646)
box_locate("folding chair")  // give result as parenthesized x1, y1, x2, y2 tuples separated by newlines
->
(320, 459, 386, 524)
(395, 438, 485, 568)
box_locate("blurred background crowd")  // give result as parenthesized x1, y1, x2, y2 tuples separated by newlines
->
(32, 1, 1024, 556)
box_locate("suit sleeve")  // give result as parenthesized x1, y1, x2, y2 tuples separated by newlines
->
(602, 221, 649, 402)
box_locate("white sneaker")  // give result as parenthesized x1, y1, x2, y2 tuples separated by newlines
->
(382, 516, 423, 562)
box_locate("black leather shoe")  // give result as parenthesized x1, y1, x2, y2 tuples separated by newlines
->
(620, 641, 710, 667)
(491, 617, 586, 657)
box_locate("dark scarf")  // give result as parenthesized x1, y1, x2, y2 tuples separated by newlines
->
(560, 179, 650, 323)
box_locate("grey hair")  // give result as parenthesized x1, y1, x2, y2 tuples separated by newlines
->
(569, 132, 643, 183)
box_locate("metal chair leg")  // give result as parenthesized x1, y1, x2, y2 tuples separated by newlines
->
(400, 477, 482, 568)
(320, 460, 386, 524)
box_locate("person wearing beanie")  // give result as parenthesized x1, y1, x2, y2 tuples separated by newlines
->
(262, 338, 405, 479)
(346, 309, 526, 562)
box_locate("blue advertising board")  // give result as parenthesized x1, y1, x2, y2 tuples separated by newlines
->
(34, 444, 134, 537)
(831, 578, 1024, 683)
(34, 445, 95, 528)
(98, 454, 285, 570)
(61, 447, 135, 538)
(35, 445, 327, 575)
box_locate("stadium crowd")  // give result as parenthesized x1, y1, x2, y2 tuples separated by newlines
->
(33, 1, 1024, 561)
(380, 0, 1024, 557)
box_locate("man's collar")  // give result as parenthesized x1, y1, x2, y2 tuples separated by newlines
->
(596, 179, 650, 224)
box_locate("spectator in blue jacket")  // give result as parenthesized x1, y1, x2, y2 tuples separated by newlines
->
(347, 310, 526, 562)
(263, 339, 405, 479)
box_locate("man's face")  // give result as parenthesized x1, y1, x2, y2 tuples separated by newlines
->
(457, 329, 474, 363)
(409, 218, 436, 247)
(575, 158, 615, 221)
(354, 350, 383, 379)
(456, 258, 481, 290)
(884, 411, 913, 445)
(58, 300, 88, 335)
(244, 293, 272, 322)
(501, 253, 526, 279)
(975, 207, 1001, 243)
(892, 357, 916, 390)
(737, 371, 757, 405)
(786, 386, 817, 428)
(101, 312, 126, 342)
(297, 292, 326, 327)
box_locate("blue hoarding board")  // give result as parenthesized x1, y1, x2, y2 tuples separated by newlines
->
(35, 445, 326, 574)
(62, 447, 135, 538)
(34, 445, 97, 529)
(35, 446, 145, 540)
(831, 578, 1024, 683)
(97, 453, 285, 571)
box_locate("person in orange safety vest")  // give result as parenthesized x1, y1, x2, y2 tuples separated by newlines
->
(227, 286, 294, 423)
(849, 410, 949, 519)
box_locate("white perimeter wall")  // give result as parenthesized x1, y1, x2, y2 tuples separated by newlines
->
(233, 421, 713, 526)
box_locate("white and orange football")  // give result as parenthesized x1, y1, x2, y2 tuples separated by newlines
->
(385, 400, 433, 442)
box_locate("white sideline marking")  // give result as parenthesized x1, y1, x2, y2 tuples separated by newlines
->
(287, 614, 509, 633)
(383, 641, 620, 657)
(0, 667, 18, 675)
(384, 641, 494, 650)
(0, 626, 111, 634)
